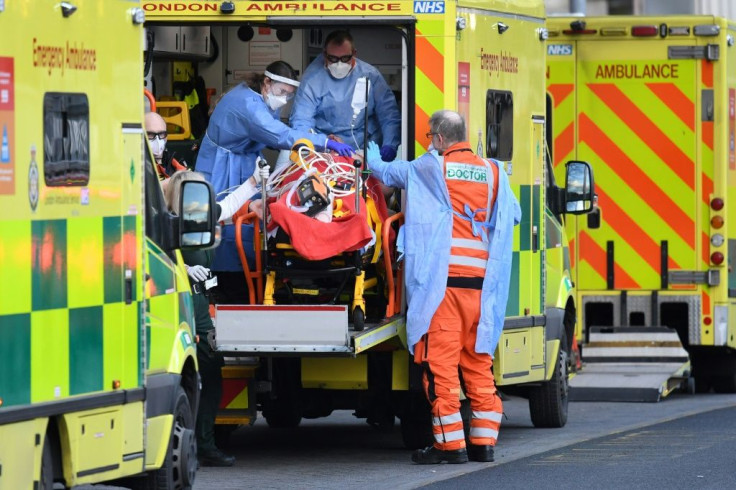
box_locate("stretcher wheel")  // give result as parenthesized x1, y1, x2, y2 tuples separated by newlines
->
(353, 307, 365, 332)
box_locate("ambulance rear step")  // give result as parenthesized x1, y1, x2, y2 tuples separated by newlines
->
(214, 304, 403, 356)
(569, 326, 691, 402)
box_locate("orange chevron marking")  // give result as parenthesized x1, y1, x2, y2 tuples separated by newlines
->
(588, 83, 695, 190)
(702, 290, 711, 316)
(596, 186, 680, 274)
(579, 231, 640, 289)
(569, 237, 575, 269)
(578, 231, 606, 282)
(415, 105, 430, 147)
(548, 83, 574, 108)
(416, 32, 443, 92)
(701, 59, 713, 88)
(702, 120, 714, 151)
(702, 169, 714, 206)
(579, 113, 695, 249)
(702, 231, 710, 267)
(554, 122, 574, 167)
(646, 83, 695, 132)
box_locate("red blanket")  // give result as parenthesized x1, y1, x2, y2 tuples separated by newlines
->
(267, 159, 388, 261)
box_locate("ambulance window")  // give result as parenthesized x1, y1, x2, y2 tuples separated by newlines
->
(43, 93, 89, 186)
(485, 90, 513, 161)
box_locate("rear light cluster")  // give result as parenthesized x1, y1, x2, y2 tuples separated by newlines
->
(710, 197, 725, 265)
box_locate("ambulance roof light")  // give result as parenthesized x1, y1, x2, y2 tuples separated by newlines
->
(600, 27, 627, 36)
(564, 20, 596, 35)
(632, 25, 658, 37)
(694, 25, 720, 36)
(668, 26, 691, 36)
(220, 1, 235, 14)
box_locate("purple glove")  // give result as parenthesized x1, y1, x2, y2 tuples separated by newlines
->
(380, 145, 397, 161)
(326, 139, 354, 157)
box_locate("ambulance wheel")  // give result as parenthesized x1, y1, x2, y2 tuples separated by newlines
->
(138, 385, 197, 490)
(529, 334, 569, 428)
(264, 405, 302, 428)
(39, 434, 54, 490)
(353, 307, 365, 332)
(712, 373, 736, 393)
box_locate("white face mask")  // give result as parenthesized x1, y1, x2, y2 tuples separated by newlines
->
(150, 137, 166, 160)
(327, 61, 352, 79)
(266, 92, 289, 110)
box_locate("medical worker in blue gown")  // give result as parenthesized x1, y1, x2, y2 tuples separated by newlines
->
(290, 30, 401, 161)
(196, 60, 353, 302)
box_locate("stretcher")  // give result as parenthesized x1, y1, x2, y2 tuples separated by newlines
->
(229, 141, 402, 339)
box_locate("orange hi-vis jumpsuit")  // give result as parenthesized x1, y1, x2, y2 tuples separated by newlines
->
(414, 142, 502, 451)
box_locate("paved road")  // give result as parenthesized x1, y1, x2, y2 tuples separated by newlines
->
(192, 393, 736, 489)
(87, 392, 736, 489)
(425, 405, 736, 489)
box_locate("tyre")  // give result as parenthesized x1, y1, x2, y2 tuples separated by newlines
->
(132, 385, 197, 490)
(263, 404, 303, 428)
(399, 392, 433, 449)
(529, 335, 569, 428)
(39, 434, 54, 490)
(353, 307, 365, 332)
(712, 373, 736, 393)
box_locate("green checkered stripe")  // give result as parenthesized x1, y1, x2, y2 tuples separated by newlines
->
(0, 217, 144, 408)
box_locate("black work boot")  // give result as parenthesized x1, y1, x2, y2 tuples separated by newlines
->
(411, 446, 468, 464)
(198, 448, 235, 467)
(467, 444, 494, 462)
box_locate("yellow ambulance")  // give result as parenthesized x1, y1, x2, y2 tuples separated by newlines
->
(0, 1, 217, 488)
(142, 0, 593, 447)
(547, 15, 736, 400)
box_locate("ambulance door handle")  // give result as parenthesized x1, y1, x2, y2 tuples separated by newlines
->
(532, 225, 539, 253)
(125, 269, 133, 305)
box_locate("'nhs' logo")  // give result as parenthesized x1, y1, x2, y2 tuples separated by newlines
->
(414, 1, 445, 13)
(547, 44, 573, 56)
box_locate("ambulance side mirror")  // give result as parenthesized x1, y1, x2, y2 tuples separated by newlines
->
(563, 160, 595, 215)
(179, 180, 217, 248)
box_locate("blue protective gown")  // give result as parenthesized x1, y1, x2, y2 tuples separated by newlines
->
(196, 83, 329, 271)
(289, 55, 401, 150)
(368, 151, 521, 356)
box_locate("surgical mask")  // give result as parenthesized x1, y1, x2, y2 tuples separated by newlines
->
(327, 61, 352, 79)
(266, 92, 289, 110)
(150, 137, 166, 160)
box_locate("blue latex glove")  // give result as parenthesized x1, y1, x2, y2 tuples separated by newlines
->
(326, 139, 354, 157)
(366, 141, 381, 167)
(380, 145, 397, 162)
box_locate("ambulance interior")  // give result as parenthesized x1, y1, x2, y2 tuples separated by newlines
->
(144, 23, 410, 324)
(144, 23, 410, 165)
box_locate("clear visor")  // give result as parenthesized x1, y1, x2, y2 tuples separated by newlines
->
(270, 81, 296, 99)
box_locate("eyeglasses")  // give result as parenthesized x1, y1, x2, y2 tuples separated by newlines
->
(147, 131, 167, 141)
(325, 53, 354, 64)
(271, 84, 295, 99)
(425, 132, 438, 139)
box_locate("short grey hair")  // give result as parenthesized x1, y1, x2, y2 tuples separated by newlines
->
(429, 110, 465, 145)
(164, 170, 205, 214)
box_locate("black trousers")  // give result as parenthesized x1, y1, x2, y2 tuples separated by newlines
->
(196, 340, 224, 452)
